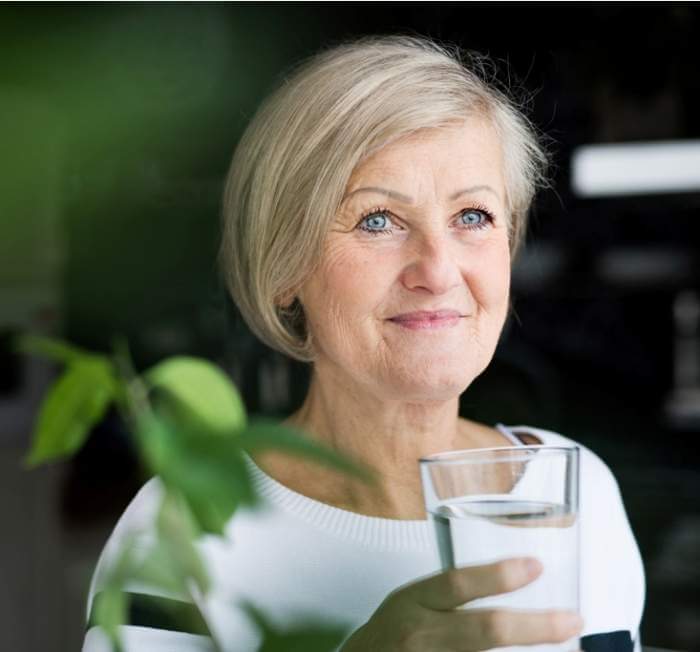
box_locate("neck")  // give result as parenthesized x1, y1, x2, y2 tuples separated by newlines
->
(293, 370, 463, 473)
(274, 364, 498, 519)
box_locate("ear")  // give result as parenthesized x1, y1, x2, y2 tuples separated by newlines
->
(275, 289, 297, 310)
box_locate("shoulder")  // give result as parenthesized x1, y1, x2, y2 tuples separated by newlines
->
(502, 424, 622, 490)
(83, 478, 264, 650)
(109, 476, 165, 539)
(86, 477, 165, 618)
(97, 475, 165, 554)
(502, 423, 634, 533)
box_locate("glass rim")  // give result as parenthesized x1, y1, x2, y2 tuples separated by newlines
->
(418, 444, 579, 465)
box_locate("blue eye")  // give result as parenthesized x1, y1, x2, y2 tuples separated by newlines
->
(359, 212, 392, 233)
(459, 209, 490, 229)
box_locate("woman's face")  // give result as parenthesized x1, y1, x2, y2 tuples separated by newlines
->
(298, 119, 511, 402)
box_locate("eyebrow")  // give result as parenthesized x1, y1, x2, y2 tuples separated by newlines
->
(341, 184, 501, 204)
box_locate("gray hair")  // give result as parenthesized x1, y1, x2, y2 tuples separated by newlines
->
(220, 34, 549, 361)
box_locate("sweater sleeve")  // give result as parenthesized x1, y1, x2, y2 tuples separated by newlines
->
(511, 426, 646, 651)
(82, 625, 215, 652)
(578, 444, 646, 650)
(81, 478, 217, 652)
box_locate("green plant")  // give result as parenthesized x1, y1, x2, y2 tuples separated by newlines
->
(16, 334, 373, 652)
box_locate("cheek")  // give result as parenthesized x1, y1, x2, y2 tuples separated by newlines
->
(472, 241, 511, 307)
(301, 242, 395, 349)
(315, 242, 394, 316)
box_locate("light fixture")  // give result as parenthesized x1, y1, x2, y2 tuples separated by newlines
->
(571, 140, 700, 197)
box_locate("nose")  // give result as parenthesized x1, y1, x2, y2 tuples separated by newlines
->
(400, 230, 464, 296)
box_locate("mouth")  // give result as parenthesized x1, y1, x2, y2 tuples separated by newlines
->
(387, 310, 464, 331)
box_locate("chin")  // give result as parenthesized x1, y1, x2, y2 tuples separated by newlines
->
(378, 359, 482, 402)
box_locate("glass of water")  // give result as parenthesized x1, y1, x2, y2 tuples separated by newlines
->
(419, 445, 580, 652)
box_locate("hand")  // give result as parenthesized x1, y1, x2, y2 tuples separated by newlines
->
(341, 557, 583, 651)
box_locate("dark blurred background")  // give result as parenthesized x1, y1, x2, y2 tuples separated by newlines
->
(1, 3, 699, 651)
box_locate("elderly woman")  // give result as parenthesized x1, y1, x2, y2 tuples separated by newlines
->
(83, 35, 644, 652)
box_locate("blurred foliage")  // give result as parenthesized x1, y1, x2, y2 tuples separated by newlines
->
(243, 603, 351, 652)
(146, 356, 247, 435)
(0, 4, 326, 357)
(15, 334, 116, 464)
(25, 356, 116, 465)
(16, 333, 372, 650)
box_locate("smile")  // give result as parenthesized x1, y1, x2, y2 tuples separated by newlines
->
(387, 310, 464, 331)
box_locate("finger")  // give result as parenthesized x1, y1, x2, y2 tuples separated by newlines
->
(404, 558, 542, 611)
(436, 608, 583, 651)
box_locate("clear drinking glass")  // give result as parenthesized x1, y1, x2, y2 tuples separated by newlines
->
(419, 445, 580, 652)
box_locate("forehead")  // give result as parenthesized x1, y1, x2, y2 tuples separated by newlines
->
(347, 119, 506, 199)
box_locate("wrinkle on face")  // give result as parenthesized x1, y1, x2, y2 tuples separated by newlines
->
(299, 119, 511, 403)
(271, 120, 518, 517)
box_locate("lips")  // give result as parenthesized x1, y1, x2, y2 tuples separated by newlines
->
(388, 310, 464, 330)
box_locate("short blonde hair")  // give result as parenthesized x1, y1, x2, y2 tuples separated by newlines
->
(220, 34, 549, 362)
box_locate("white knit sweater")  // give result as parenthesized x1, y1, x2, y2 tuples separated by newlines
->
(82, 425, 645, 652)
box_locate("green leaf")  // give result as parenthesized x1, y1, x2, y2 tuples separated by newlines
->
(103, 524, 186, 594)
(259, 627, 349, 652)
(145, 356, 246, 436)
(131, 544, 189, 597)
(242, 602, 349, 652)
(136, 412, 257, 535)
(238, 420, 376, 485)
(135, 410, 174, 476)
(13, 333, 94, 366)
(164, 433, 258, 535)
(87, 537, 139, 651)
(155, 491, 211, 594)
(92, 587, 127, 648)
(107, 532, 141, 586)
(25, 358, 116, 467)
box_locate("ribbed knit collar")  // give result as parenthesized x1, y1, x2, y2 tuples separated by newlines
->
(242, 423, 524, 552)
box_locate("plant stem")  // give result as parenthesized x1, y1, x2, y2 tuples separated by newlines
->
(184, 579, 226, 652)
(110, 337, 225, 652)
